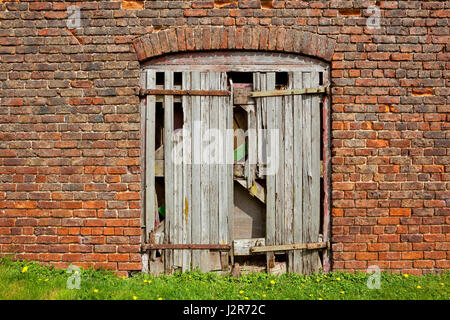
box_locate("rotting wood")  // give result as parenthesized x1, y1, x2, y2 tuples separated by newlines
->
(164, 71, 174, 273)
(233, 238, 265, 256)
(236, 179, 265, 204)
(250, 242, 330, 253)
(145, 70, 156, 244)
(140, 88, 231, 97)
(250, 86, 329, 97)
(265, 72, 276, 274)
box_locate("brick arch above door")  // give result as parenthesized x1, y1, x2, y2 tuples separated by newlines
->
(133, 26, 336, 63)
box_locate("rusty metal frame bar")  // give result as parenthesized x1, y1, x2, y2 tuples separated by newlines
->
(139, 88, 231, 97)
(250, 242, 330, 253)
(142, 243, 231, 251)
(250, 86, 330, 98)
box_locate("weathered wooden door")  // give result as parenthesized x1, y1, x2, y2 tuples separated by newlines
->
(143, 70, 234, 273)
(141, 52, 330, 275)
(251, 71, 323, 274)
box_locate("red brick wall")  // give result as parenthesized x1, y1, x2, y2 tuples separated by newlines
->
(0, 1, 448, 275)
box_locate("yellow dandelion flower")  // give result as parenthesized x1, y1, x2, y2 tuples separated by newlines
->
(148, 280, 152, 284)
(122, 276, 126, 280)
(143, 280, 147, 283)
(44, 278, 49, 282)
(416, 285, 421, 289)
(403, 274, 409, 278)
(157, 297, 163, 300)
(93, 289, 99, 293)
(316, 279, 320, 282)
(340, 291, 345, 294)
(309, 294, 313, 297)
(38, 278, 42, 281)
(262, 294, 266, 298)
(336, 277, 341, 281)
(188, 275, 192, 279)
(133, 296, 138, 300)
(239, 290, 244, 294)
(318, 298, 323, 300)
(21, 266, 28, 273)
(439, 283, 444, 286)
(244, 297, 249, 300)
(270, 280, 276, 285)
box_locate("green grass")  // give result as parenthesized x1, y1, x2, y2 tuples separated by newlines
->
(0, 258, 448, 300)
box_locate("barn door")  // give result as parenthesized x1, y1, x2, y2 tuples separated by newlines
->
(142, 70, 233, 274)
(253, 71, 323, 274)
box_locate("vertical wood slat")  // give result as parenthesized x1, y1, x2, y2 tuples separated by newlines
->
(247, 104, 257, 188)
(253, 73, 262, 179)
(182, 71, 192, 272)
(226, 72, 233, 251)
(265, 72, 276, 273)
(218, 72, 228, 247)
(173, 128, 183, 268)
(200, 72, 210, 272)
(275, 83, 284, 246)
(210, 72, 219, 247)
(284, 72, 294, 272)
(145, 71, 156, 244)
(191, 71, 201, 270)
(292, 71, 304, 274)
(310, 71, 321, 273)
(164, 71, 174, 273)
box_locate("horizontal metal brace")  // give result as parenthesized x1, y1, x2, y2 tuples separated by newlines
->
(140, 89, 231, 97)
(250, 86, 330, 98)
(142, 243, 231, 251)
(250, 241, 330, 253)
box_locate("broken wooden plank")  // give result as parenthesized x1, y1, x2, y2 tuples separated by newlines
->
(236, 179, 265, 204)
(244, 104, 257, 188)
(173, 130, 183, 269)
(164, 71, 174, 273)
(140, 88, 231, 97)
(275, 83, 284, 246)
(145, 70, 156, 243)
(250, 86, 329, 97)
(233, 83, 254, 105)
(250, 242, 330, 253)
(233, 238, 265, 256)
